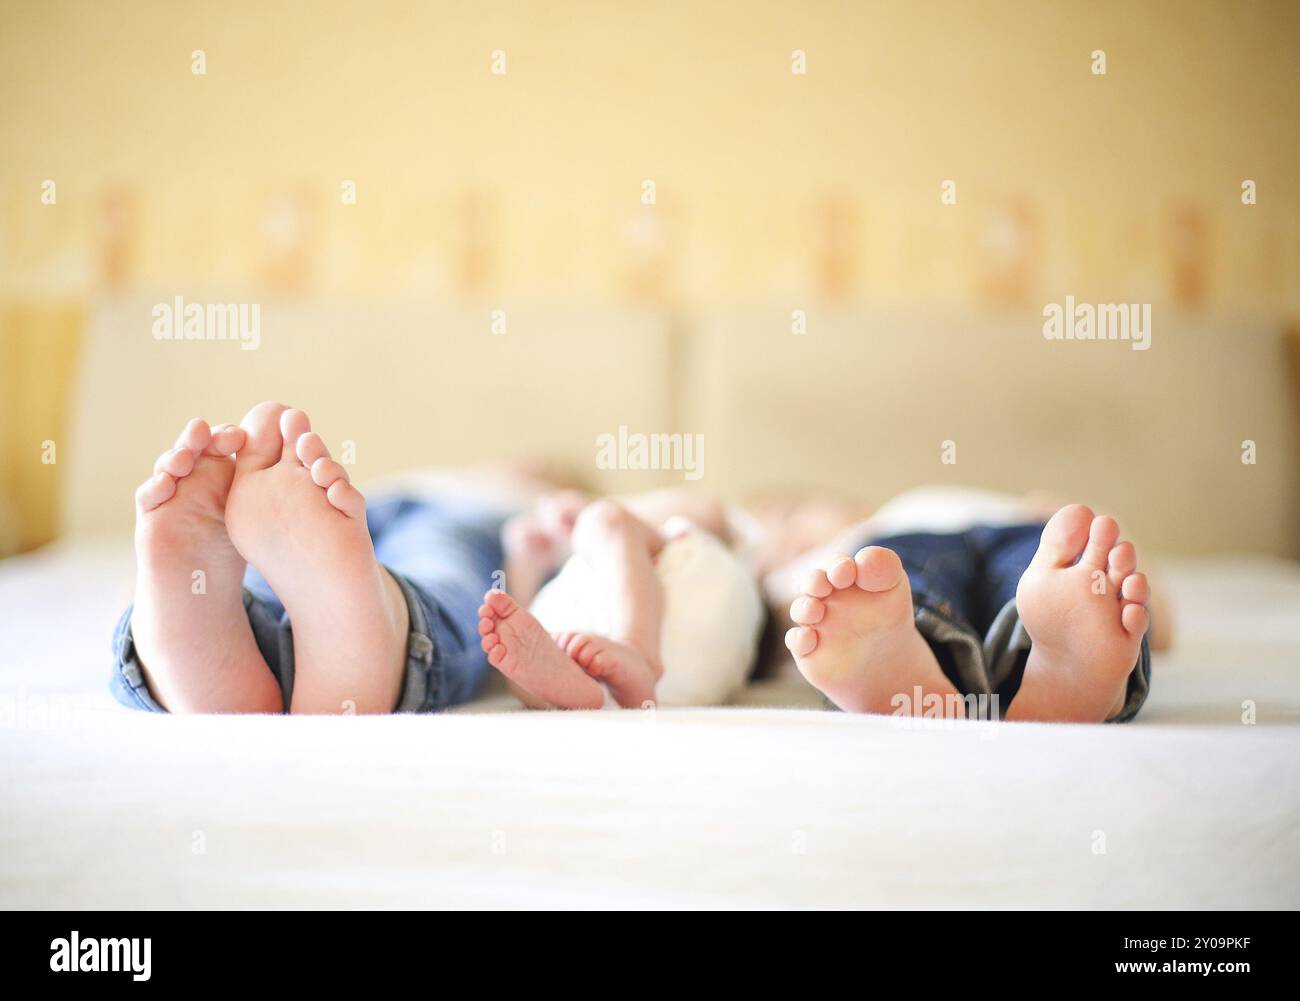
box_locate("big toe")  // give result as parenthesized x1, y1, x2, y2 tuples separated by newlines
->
(236, 401, 288, 471)
(854, 546, 905, 592)
(1033, 503, 1094, 567)
(483, 588, 518, 618)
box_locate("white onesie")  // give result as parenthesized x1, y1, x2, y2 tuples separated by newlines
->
(528, 516, 764, 707)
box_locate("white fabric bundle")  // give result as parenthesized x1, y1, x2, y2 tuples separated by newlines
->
(529, 517, 764, 707)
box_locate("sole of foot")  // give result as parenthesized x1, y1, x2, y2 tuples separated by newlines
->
(223, 402, 409, 714)
(784, 545, 963, 717)
(478, 589, 605, 709)
(1006, 504, 1149, 723)
(555, 630, 660, 708)
(130, 418, 282, 713)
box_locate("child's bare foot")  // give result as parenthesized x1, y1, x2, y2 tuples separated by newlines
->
(1007, 505, 1149, 723)
(131, 419, 282, 713)
(784, 546, 963, 716)
(555, 631, 661, 708)
(223, 402, 409, 714)
(477, 590, 604, 709)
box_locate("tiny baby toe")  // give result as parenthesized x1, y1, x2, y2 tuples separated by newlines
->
(484, 589, 515, 615)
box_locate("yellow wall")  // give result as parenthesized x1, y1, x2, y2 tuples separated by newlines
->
(1, 0, 1297, 306)
(1, 0, 1297, 551)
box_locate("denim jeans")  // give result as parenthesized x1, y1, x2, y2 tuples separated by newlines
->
(111, 494, 506, 713)
(858, 523, 1151, 722)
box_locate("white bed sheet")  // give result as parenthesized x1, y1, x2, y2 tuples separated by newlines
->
(1, 540, 1298, 909)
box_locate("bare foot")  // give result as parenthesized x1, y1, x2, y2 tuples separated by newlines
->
(784, 546, 963, 717)
(555, 631, 660, 708)
(130, 418, 281, 713)
(223, 402, 409, 714)
(477, 590, 604, 709)
(1006, 505, 1150, 723)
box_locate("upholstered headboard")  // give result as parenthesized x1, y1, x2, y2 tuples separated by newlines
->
(682, 307, 1300, 557)
(61, 297, 677, 537)
(61, 297, 1299, 556)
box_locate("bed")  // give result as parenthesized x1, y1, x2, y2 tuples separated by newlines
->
(2, 299, 1297, 908)
(1, 538, 1297, 909)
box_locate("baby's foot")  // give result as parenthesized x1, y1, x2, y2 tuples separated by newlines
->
(223, 402, 409, 714)
(131, 419, 281, 713)
(477, 590, 604, 709)
(555, 631, 660, 708)
(1007, 505, 1149, 723)
(784, 546, 963, 716)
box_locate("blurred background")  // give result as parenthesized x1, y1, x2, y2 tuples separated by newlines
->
(1, 0, 1297, 558)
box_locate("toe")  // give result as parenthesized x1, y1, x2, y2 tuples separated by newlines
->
(825, 554, 857, 590)
(854, 546, 904, 592)
(1033, 504, 1094, 567)
(487, 643, 507, 668)
(1121, 572, 1149, 605)
(790, 595, 826, 626)
(484, 589, 517, 616)
(236, 401, 288, 471)
(325, 479, 366, 519)
(207, 424, 246, 456)
(279, 408, 312, 462)
(1107, 541, 1137, 589)
(174, 418, 212, 453)
(802, 568, 833, 599)
(153, 446, 196, 478)
(477, 617, 493, 637)
(1082, 516, 1120, 570)
(136, 472, 177, 512)
(310, 458, 349, 489)
(785, 626, 818, 657)
(296, 431, 330, 467)
(1121, 602, 1149, 637)
(568, 635, 595, 665)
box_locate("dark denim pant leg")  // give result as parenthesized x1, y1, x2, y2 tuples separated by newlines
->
(860, 531, 997, 713)
(967, 523, 1152, 723)
(365, 496, 506, 713)
(111, 495, 505, 714)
